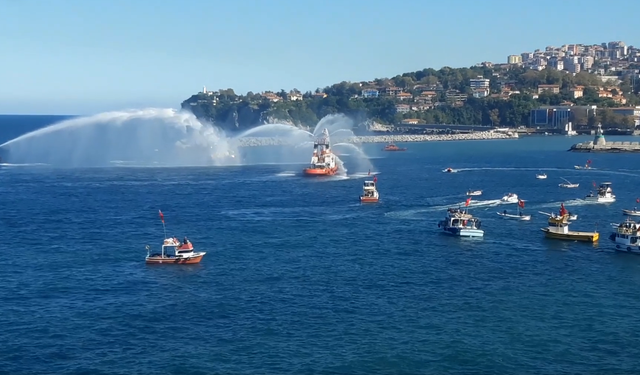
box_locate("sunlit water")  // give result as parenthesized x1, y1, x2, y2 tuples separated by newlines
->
(2, 116, 640, 374)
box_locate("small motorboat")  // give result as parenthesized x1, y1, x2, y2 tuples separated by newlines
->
(500, 193, 519, 203)
(443, 167, 457, 173)
(584, 182, 616, 203)
(575, 160, 593, 170)
(360, 178, 379, 203)
(622, 208, 640, 216)
(558, 178, 579, 188)
(497, 199, 530, 220)
(438, 208, 484, 237)
(466, 190, 482, 196)
(382, 143, 407, 151)
(536, 173, 547, 179)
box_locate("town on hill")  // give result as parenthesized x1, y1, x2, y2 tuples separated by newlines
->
(181, 41, 640, 134)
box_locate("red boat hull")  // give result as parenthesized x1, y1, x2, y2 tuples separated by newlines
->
(146, 254, 205, 264)
(303, 166, 339, 176)
(360, 196, 379, 203)
(383, 148, 407, 151)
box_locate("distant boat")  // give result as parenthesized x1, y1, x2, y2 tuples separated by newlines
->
(443, 167, 457, 173)
(497, 199, 530, 221)
(466, 189, 482, 196)
(558, 177, 579, 188)
(382, 143, 407, 151)
(536, 173, 547, 179)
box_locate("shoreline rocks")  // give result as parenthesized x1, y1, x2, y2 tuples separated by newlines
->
(235, 130, 517, 147)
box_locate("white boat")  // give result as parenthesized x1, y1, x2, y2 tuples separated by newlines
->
(497, 210, 531, 221)
(609, 219, 640, 253)
(466, 189, 482, 196)
(584, 182, 616, 203)
(500, 193, 519, 203)
(622, 208, 640, 216)
(443, 167, 457, 173)
(359, 180, 379, 203)
(437, 208, 484, 237)
(536, 173, 547, 179)
(497, 199, 530, 220)
(558, 178, 579, 188)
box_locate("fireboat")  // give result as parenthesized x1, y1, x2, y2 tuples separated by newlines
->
(303, 128, 339, 176)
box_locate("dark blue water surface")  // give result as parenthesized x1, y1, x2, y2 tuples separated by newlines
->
(2, 116, 640, 374)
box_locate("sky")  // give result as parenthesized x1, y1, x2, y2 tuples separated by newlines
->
(0, 0, 639, 115)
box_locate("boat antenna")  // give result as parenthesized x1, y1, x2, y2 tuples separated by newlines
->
(159, 210, 167, 239)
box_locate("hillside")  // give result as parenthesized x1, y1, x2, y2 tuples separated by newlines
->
(181, 55, 640, 132)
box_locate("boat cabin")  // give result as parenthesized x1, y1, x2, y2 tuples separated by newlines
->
(546, 215, 570, 234)
(148, 237, 195, 259)
(362, 180, 377, 197)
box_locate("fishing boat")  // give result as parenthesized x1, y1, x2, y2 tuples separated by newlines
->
(145, 210, 206, 264)
(382, 143, 407, 151)
(622, 208, 640, 216)
(497, 199, 530, 220)
(360, 177, 379, 203)
(609, 219, 640, 252)
(302, 128, 339, 176)
(437, 206, 484, 238)
(584, 182, 615, 203)
(541, 210, 599, 242)
(558, 177, 579, 188)
(443, 167, 457, 173)
(536, 173, 547, 179)
(466, 189, 482, 196)
(500, 193, 519, 203)
(575, 159, 593, 169)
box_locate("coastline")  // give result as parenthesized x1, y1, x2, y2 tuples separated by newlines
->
(236, 130, 517, 147)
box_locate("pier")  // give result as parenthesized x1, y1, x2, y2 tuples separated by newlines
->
(569, 124, 640, 153)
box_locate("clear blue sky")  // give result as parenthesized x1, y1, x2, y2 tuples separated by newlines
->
(1, 0, 638, 115)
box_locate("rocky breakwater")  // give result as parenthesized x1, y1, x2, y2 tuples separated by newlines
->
(569, 140, 640, 153)
(236, 130, 517, 147)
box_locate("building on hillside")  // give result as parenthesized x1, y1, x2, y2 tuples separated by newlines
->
(507, 55, 522, 64)
(472, 88, 490, 98)
(361, 89, 379, 98)
(570, 86, 584, 98)
(401, 119, 420, 125)
(469, 76, 490, 89)
(397, 92, 413, 100)
(385, 87, 403, 96)
(395, 104, 410, 113)
(537, 84, 560, 94)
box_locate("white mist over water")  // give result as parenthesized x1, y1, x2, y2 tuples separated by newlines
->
(0, 109, 375, 173)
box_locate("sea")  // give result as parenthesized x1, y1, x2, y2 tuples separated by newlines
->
(2, 114, 640, 375)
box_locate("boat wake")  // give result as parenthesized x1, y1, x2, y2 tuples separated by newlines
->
(451, 166, 640, 178)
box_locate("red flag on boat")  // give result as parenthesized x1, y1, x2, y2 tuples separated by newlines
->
(592, 181, 596, 187)
(636, 198, 639, 203)
(159, 210, 164, 223)
(518, 199, 525, 208)
(368, 169, 371, 176)
(559, 203, 568, 216)
(465, 197, 471, 207)
(373, 175, 377, 183)
(587, 159, 592, 164)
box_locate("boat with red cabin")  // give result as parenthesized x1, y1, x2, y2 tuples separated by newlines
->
(383, 143, 407, 151)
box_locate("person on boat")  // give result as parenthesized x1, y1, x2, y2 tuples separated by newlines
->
(183, 237, 189, 245)
(503, 209, 507, 215)
(559, 203, 568, 217)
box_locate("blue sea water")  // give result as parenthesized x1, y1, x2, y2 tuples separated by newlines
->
(2, 115, 640, 374)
